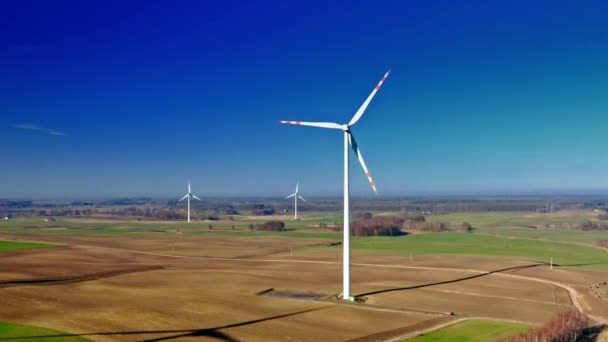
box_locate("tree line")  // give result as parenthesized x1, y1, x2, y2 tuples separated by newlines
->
(497, 310, 588, 342)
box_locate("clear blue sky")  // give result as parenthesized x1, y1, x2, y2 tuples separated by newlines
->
(2, 1, 608, 198)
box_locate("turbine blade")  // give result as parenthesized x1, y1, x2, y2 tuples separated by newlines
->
(279, 120, 342, 130)
(188, 180, 191, 193)
(285, 194, 296, 199)
(178, 194, 188, 202)
(348, 69, 391, 126)
(348, 132, 378, 194)
(296, 181, 299, 193)
(298, 195, 306, 202)
(192, 195, 201, 201)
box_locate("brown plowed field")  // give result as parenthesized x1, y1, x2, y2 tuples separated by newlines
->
(1, 232, 606, 341)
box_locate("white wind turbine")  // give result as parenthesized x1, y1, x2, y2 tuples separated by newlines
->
(279, 69, 390, 301)
(285, 181, 306, 220)
(178, 180, 201, 223)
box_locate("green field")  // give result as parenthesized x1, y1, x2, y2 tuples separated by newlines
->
(189, 230, 608, 270)
(421, 211, 607, 248)
(425, 211, 596, 227)
(477, 226, 608, 246)
(0, 240, 54, 253)
(406, 320, 529, 342)
(348, 232, 608, 270)
(0, 321, 90, 341)
(207, 229, 608, 270)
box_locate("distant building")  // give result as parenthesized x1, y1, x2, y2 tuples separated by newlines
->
(43, 217, 56, 222)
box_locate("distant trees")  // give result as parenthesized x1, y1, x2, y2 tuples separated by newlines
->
(151, 209, 185, 220)
(353, 212, 373, 220)
(254, 208, 275, 216)
(257, 221, 286, 232)
(98, 207, 222, 221)
(253, 205, 275, 216)
(240, 198, 577, 213)
(224, 208, 239, 215)
(334, 217, 406, 237)
(578, 221, 608, 231)
(33, 209, 89, 217)
(10, 203, 235, 222)
(401, 215, 473, 233)
(401, 215, 425, 230)
(100, 198, 152, 206)
(0, 200, 33, 209)
(536, 204, 561, 213)
(400, 215, 427, 229)
(407, 221, 451, 233)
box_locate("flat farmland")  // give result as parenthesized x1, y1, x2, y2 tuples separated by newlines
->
(1, 229, 607, 341)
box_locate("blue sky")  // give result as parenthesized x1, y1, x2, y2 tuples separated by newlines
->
(1, 1, 608, 198)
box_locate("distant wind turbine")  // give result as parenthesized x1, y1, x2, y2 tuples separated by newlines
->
(279, 69, 390, 301)
(178, 180, 201, 223)
(285, 181, 306, 220)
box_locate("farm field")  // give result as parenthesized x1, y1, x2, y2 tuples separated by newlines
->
(0, 209, 607, 341)
(425, 211, 608, 246)
(0, 321, 91, 342)
(0, 240, 55, 252)
(406, 319, 530, 342)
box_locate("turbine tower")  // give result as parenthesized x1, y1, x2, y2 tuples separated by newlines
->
(285, 181, 306, 220)
(279, 69, 390, 301)
(178, 180, 201, 223)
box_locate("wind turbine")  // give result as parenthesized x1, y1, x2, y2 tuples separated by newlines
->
(285, 181, 306, 220)
(178, 180, 201, 223)
(279, 69, 390, 301)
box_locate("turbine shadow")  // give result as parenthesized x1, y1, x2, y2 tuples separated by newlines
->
(555, 262, 608, 267)
(356, 263, 546, 297)
(0, 306, 329, 342)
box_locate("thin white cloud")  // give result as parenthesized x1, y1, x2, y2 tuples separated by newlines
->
(14, 123, 42, 130)
(12, 123, 66, 137)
